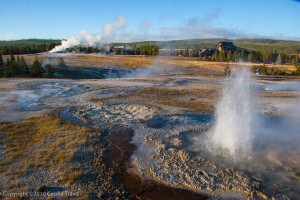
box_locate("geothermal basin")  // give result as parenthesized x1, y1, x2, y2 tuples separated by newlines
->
(0, 61, 299, 199)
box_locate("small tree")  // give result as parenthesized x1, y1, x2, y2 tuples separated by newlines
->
(219, 50, 225, 62)
(293, 54, 299, 66)
(241, 50, 245, 61)
(291, 55, 297, 66)
(0, 54, 3, 65)
(58, 58, 68, 70)
(20, 56, 29, 74)
(226, 51, 232, 62)
(277, 53, 283, 65)
(45, 64, 54, 76)
(0, 54, 3, 77)
(6, 58, 10, 66)
(248, 51, 253, 63)
(233, 51, 238, 62)
(8, 55, 20, 76)
(212, 52, 218, 61)
(262, 50, 270, 64)
(30, 57, 42, 76)
(293, 66, 300, 75)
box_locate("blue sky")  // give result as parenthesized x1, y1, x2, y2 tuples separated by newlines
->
(1, 0, 300, 41)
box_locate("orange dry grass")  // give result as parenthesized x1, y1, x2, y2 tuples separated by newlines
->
(6, 54, 297, 72)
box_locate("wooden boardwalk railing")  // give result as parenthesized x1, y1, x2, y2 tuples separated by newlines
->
(253, 75, 295, 81)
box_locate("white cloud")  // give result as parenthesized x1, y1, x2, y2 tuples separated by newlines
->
(139, 19, 152, 33)
(0, 33, 15, 41)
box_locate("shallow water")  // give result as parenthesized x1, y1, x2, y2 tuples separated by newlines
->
(255, 81, 300, 91)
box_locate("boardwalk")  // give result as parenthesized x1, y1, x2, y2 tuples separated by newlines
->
(253, 75, 295, 81)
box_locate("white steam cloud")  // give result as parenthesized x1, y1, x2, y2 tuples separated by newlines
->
(50, 16, 126, 53)
(79, 30, 101, 46)
(50, 36, 81, 53)
(102, 16, 126, 38)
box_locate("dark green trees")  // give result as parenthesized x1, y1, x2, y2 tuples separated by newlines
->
(226, 51, 232, 62)
(219, 50, 225, 62)
(291, 54, 299, 66)
(20, 56, 29, 74)
(0, 39, 61, 55)
(30, 57, 42, 76)
(45, 64, 54, 76)
(0, 54, 3, 77)
(135, 44, 159, 56)
(277, 53, 283, 65)
(58, 58, 68, 70)
(8, 55, 20, 75)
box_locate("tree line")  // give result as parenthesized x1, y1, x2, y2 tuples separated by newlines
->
(0, 39, 61, 55)
(206, 49, 299, 65)
(0, 54, 59, 78)
(63, 43, 160, 56)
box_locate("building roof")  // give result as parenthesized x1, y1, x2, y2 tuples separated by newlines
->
(216, 41, 237, 51)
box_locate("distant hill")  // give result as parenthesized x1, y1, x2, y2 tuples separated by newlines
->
(1, 38, 300, 55)
(114, 38, 300, 52)
(234, 39, 300, 52)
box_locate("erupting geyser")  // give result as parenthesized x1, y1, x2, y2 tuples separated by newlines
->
(207, 67, 258, 159)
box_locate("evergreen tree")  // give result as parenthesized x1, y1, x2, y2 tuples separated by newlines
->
(262, 50, 270, 64)
(219, 50, 225, 62)
(8, 55, 20, 76)
(233, 51, 238, 62)
(0, 54, 3, 77)
(30, 57, 42, 76)
(10, 54, 16, 63)
(0, 54, 4, 65)
(241, 50, 245, 61)
(20, 56, 29, 74)
(226, 51, 232, 62)
(293, 66, 300, 75)
(212, 52, 218, 61)
(277, 53, 283, 65)
(6, 58, 10, 66)
(291, 55, 299, 66)
(58, 58, 68, 70)
(45, 64, 54, 76)
(248, 51, 253, 63)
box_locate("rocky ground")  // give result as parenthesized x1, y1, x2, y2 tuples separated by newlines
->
(0, 62, 299, 199)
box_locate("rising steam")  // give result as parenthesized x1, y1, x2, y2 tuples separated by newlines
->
(50, 16, 126, 52)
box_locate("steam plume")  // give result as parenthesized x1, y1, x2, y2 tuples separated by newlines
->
(50, 16, 126, 52)
(102, 16, 126, 38)
(50, 36, 80, 53)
